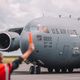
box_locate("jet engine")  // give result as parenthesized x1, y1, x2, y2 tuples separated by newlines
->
(0, 32, 20, 51)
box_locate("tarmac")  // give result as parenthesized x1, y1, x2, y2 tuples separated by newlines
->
(11, 63, 80, 80)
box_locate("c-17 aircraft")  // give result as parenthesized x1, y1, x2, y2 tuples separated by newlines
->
(0, 16, 80, 74)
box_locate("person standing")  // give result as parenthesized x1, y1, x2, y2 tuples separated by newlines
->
(0, 43, 35, 80)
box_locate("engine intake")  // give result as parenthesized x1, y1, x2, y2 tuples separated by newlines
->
(0, 33, 10, 49)
(0, 32, 20, 51)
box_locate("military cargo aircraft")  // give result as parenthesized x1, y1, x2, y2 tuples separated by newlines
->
(0, 17, 80, 74)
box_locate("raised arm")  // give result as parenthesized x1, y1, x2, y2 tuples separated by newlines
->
(11, 43, 35, 72)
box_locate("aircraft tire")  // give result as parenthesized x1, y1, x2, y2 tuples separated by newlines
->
(36, 66, 41, 74)
(68, 68, 73, 73)
(48, 68, 53, 73)
(29, 66, 41, 74)
(29, 66, 34, 74)
(62, 68, 67, 73)
(55, 68, 60, 73)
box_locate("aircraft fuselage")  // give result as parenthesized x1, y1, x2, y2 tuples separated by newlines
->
(20, 17, 80, 70)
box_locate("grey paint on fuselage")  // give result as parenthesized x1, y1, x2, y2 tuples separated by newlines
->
(20, 17, 80, 69)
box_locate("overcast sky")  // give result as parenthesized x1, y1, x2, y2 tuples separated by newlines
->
(0, 0, 80, 55)
(0, 0, 80, 30)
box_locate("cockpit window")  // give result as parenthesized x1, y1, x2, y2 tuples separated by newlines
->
(24, 25, 37, 32)
(24, 24, 49, 33)
(37, 26, 49, 33)
(30, 26, 37, 31)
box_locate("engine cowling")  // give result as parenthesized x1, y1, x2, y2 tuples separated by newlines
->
(0, 32, 20, 51)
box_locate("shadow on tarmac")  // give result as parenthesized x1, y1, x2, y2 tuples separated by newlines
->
(12, 71, 80, 75)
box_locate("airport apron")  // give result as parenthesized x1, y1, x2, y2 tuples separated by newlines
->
(0, 63, 12, 80)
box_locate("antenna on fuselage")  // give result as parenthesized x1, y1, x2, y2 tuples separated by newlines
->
(42, 8, 46, 17)
(59, 15, 62, 18)
(77, 17, 80, 21)
(69, 15, 71, 18)
(42, 12, 45, 17)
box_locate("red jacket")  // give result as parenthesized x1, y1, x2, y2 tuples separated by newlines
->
(0, 63, 12, 80)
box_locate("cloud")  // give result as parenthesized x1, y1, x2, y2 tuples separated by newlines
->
(0, 0, 80, 29)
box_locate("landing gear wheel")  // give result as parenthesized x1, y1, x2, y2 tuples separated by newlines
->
(48, 68, 53, 73)
(29, 66, 34, 74)
(68, 68, 73, 73)
(29, 66, 41, 74)
(36, 66, 41, 74)
(62, 68, 67, 73)
(55, 68, 60, 73)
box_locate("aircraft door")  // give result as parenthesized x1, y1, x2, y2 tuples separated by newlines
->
(63, 45, 70, 63)
(57, 36, 71, 65)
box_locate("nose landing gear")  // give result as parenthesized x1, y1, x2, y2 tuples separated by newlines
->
(29, 66, 41, 74)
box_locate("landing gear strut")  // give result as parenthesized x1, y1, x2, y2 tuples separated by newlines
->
(29, 66, 41, 74)
(48, 68, 53, 73)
